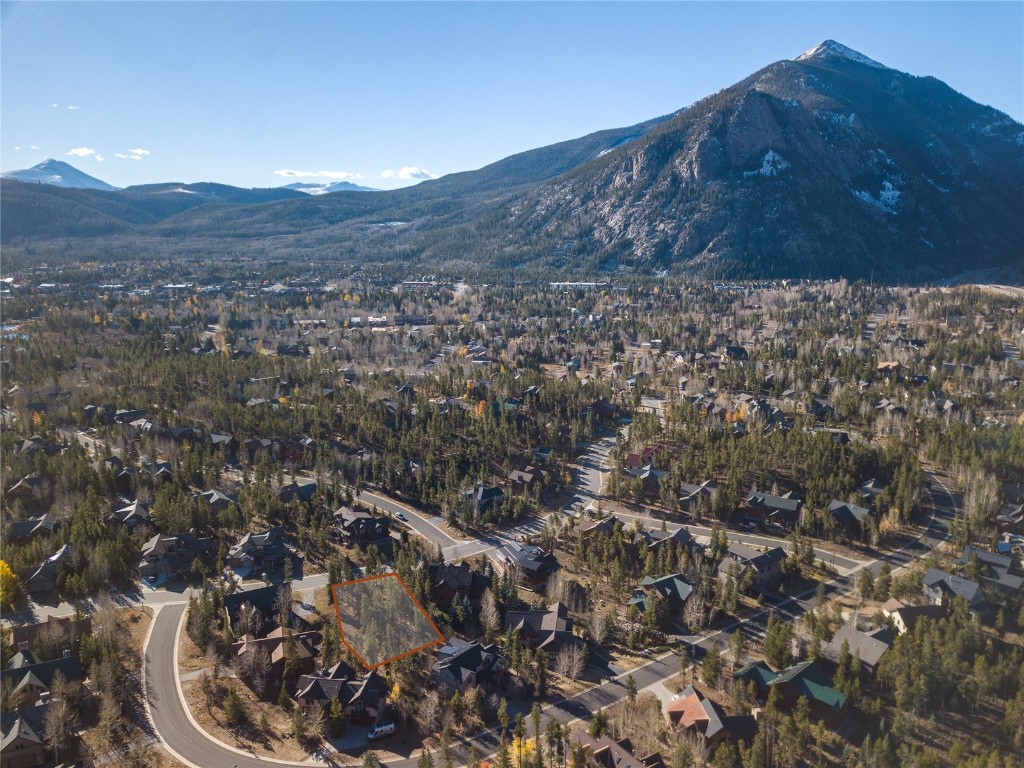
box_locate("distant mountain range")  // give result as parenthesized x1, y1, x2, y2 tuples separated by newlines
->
(3, 40, 1022, 281)
(283, 181, 379, 195)
(2, 158, 120, 191)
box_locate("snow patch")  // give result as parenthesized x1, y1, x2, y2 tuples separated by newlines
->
(597, 148, 614, 158)
(744, 150, 790, 178)
(796, 40, 886, 69)
(852, 180, 900, 213)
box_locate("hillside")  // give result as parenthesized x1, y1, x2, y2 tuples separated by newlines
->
(2, 42, 1022, 281)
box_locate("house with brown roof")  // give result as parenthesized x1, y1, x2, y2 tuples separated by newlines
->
(665, 685, 756, 748)
(294, 663, 387, 724)
(569, 731, 664, 768)
(505, 602, 582, 661)
(231, 626, 320, 678)
(0, 702, 50, 768)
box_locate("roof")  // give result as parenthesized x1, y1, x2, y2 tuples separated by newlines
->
(736, 659, 845, 710)
(0, 703, 48, 751)
(957, 546, 1024, 592)
(923, 568, 983, 604)
(724, 542, 787, 572)
(828, 500, 872, 525)
(822, 622, 892, 669)
(745, 491, 801, 513)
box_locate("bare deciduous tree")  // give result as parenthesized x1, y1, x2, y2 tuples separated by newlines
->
(43, 698, 75, 762)
(555, 644, 585, 681)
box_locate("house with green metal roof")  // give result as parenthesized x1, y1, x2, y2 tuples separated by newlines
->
(734, 659, 846, 723)
(627, 573, 693, 618)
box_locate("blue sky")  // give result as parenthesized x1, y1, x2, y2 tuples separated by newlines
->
(2, 1, 1022, 190)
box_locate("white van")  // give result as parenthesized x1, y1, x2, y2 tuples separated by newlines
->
(367, 721, 395, 741)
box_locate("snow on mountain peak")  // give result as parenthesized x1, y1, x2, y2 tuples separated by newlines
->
(795, 40, 886, 69)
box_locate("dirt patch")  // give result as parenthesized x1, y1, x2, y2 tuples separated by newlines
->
(183, 674, 318, 762)
(177, 618, 211, 673)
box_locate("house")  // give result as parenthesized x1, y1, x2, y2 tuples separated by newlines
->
(821, 622, 893, 675)
(858, 478, 886, 506)
(243, 437, 281, 464)
(9, 616, 91, 651)
(809, 398, 835, 419)
(294, 664, 386, 724)
(0, 655, 85, 710)
(0, 702, 50, 768)
(923, 568, 983, 608)
(333, 506, 391, 547)
(957, 545, 1024, 597)
(569, 731, 664, 768)
(743, 490, 802, 527)
(510, 467, 544, 494)
(734, 659, 845, 722)
(24, 544, 73, 598)
(107, 498, 152, 530)
(229, 526, 286, 572)
(142, 461, 174, 483)
(890, 604, 948, 635)
(678, 480, 718, 512)
(665, 685, 756, 748)
(627, 574, 692, 618)
(431, 638, 508, 693)
(996, 503, 1024, 533)
(232, 626, 320, 677)
(633, 526, 700, 555)
(4, 475, 52, 513)
(828, 500, 873, 534)
(199, 489, 237, 514)
(277, 479, 318, 504)
(6, 513, 58, 544)
(138, 532, 214, 581)
(718, 542, 787, 592)
(496, 541, 558, 588)
(505, 603, 582, 659)
(208, 432, 239, 459)
(628, 465, 669, 497)
(462, 483, 505, 515)
(427, 562, 492, 608)
(12, 435, 64, 457)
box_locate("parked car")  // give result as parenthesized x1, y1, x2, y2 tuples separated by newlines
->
(368, 721, 395, 741)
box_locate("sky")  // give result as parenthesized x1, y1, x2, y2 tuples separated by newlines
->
(2, 1, 1022, 190)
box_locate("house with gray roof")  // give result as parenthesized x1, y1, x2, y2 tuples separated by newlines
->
(923, 568, 983, 608)
(719, 542, 787, 592)
(957, 545, 1024, 597)
(821, 622, 893, 675)
(431, 638, 507, 693)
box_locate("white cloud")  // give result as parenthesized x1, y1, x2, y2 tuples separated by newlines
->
(30, 145, 40, 150)
(95, 154, 105, 162)
(274, 169, 362, 180)
(51, 103, 59, 108)
(67, 105, 80, 111)
(115, 148, 150, 161)
(380, 167, 438, 181)
(398, 166, 436, 180)
(14, 146, 22, 151)
(67, 147, 96, 158)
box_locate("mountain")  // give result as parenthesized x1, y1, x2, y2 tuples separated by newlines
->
(500, 40, 1024, 278)
(3, 41, 1022, 281)
(2, 158, 119, 191)
(284, 181, 379, 194)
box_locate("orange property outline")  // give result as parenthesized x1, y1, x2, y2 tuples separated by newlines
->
(331, 571, 444, 670)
